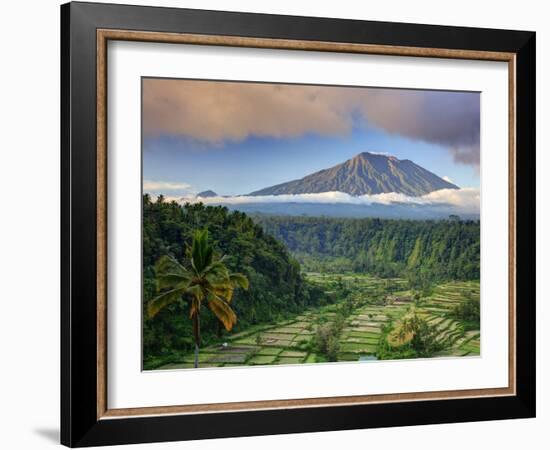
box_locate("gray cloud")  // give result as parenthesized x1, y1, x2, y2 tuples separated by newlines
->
(143, 79, 480, 167)
(358, 89, 480, 166)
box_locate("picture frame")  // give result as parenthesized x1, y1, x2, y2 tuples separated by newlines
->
(60, 1, 535, 447)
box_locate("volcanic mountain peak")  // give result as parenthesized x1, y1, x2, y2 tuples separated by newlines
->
(249, 151, 459, 197)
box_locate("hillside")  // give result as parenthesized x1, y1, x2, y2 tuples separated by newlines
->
(142, 195, 328, 367)
(253, 215, 480, 280)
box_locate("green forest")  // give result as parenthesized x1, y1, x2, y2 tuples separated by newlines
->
(143, 195, 480, 369)
(143, 195, 328, 368)
(254, 215, 480, 280)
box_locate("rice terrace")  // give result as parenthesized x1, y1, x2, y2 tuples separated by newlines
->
(150, 271, 480, 370)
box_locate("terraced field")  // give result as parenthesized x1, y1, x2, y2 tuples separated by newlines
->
(417, 281, 481, 357)
(157, 275, 480, 370)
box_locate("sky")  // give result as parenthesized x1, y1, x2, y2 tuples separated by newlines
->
(142, 78, 480, 198)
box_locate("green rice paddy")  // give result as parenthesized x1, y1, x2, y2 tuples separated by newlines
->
(157, 274, 480, 370)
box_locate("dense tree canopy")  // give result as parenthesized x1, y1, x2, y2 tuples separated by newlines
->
(253, 215, 480, 280)
(142, 195, 327, 367)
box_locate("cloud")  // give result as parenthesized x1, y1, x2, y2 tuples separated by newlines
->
(143, 180, 196, 199)
(143, 180, 192, 191)
(442, 176, 454, 183)
(177, 188, 479, 215)
(356, 90, 480, 166)
(143, 80, 350, 142)
(142, 79, 480, 167)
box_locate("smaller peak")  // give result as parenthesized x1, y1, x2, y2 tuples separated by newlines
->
(196, 190, 218, 198)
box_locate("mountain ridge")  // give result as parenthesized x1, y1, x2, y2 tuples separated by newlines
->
(249, 152, 459, 197)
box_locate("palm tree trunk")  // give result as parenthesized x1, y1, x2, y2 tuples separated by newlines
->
(194, 343, 199, 369)
(192, 312, 201, 368)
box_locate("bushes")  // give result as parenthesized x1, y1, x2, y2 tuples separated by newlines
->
(315, 324, 341, 362)
(406, 271, 435, 297)
(314, 297, 354, 361)
(377, 314, 443, 360)
(402, 315, 444, 357)
(449, 296, 480, 330)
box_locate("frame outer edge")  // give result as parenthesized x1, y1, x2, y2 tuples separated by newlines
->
(63, 2, 103, 447)
(514, 32, 536, 415)
(60, 2, 72, 446)
(62, 2, 536, 446)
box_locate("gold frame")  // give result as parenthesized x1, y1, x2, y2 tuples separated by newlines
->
(96, 29, 516, 420)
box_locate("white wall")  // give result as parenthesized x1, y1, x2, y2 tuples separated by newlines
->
(0, 1, 546, 449)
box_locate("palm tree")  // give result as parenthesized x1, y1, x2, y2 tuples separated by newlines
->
(148, 229, 249, 368)
(397, 325, 408, 345)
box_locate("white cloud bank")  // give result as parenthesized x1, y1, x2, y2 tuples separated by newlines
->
(143, 180, 192, 191)
(169, 188, 479, 215)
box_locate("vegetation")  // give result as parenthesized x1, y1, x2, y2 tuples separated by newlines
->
(399, 315, 444, 356)
(449, 293, 480, 331)
(143, 195, 481, 369)
(148, 229, 249, 368)
(153, 275, 480, 369)
(254, 215, 480, 280)
(143, 195, 329, 369)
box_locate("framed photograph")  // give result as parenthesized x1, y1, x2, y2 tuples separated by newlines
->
(61, 2, 536, 447)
